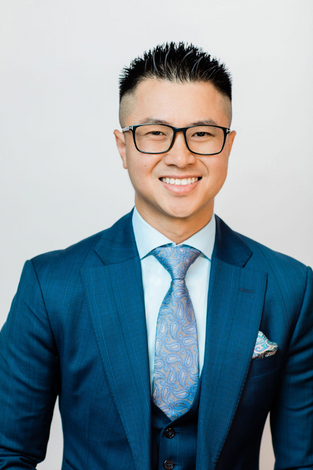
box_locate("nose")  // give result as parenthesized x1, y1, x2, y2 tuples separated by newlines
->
(163, 131, 196, 167)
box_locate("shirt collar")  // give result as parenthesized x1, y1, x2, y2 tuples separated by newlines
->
(132, 207, 216, 261)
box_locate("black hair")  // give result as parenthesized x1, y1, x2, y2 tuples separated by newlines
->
(119, 42, 232, 102)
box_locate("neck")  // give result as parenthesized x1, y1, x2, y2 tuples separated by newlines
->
(135, 205, 214, 244)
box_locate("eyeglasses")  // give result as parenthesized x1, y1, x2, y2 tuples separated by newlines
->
(122, 123, 231, 156)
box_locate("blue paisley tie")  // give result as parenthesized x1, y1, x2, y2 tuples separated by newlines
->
(151, 245, 201, 420)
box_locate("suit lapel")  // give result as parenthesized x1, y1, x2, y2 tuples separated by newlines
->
(196, 217, 268, 470)
(82, 212, 151, 469)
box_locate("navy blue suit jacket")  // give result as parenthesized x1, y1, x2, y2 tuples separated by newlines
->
(0, 212, 312, 469)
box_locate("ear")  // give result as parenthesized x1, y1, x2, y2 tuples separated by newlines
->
(227, 130, 236, 155)
(114, 130, 128, 169)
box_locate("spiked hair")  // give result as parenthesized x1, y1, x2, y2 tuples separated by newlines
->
(119, 42, 232, 102)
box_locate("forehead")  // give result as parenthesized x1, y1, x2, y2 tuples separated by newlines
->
(120, 78, 232, 127)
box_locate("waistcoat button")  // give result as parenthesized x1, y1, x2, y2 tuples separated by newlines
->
(163, 460, 175, 469)
(165, 427, 176, 439)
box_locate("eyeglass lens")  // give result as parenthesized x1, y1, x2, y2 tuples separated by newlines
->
(134, 124, 226, 155)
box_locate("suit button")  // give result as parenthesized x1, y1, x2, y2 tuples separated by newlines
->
(165, 427, 175, 439)
(163, 460, 175, 470)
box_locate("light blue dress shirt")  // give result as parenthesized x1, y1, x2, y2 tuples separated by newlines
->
(132, 208, 216, 385)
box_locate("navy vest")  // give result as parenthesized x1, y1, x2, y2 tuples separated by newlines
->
(151, 383, 201, 470)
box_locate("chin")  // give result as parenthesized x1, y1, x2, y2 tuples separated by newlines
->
(162, 207, 199, 220)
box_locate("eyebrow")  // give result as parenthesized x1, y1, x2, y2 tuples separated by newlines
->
(190, 119, 219, 126)
(138, 118, 170, 125)
(138, 118, 220, 127)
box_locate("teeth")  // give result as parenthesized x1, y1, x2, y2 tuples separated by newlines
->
(162, 177, 199, 186)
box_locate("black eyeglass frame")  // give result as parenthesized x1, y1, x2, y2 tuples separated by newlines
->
(122, 123, 231, 156)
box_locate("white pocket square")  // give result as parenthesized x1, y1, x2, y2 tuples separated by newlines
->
(252, 331, 278, 359)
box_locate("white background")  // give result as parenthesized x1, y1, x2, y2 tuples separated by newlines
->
(1, 1, 312, 468)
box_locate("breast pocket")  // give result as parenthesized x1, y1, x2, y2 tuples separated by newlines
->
(63, 460, 78, 470)
(248, 351, 280, 378)
(240, 351, 282, 415)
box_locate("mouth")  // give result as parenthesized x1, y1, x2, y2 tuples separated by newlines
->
(160, 177, 201, 186)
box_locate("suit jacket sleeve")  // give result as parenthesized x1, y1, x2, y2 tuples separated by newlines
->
(270, 266, 313, 470)
(0, 260, 60, 468)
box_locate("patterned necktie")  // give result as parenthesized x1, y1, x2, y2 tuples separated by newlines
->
(151, 244, 201, 420)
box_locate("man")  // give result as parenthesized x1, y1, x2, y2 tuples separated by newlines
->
(0, 43, 312, 470)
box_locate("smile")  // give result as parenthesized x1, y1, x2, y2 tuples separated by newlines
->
(160, 177, 200, 186)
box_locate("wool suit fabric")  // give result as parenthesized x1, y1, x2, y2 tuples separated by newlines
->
(0, 211, 312, 470)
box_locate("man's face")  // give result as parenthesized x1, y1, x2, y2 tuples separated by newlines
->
(114, 79, 236, 235)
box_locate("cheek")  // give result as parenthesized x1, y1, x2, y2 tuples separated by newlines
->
(125, 152, 161, 191)
(205, 156, 229, 178)
(127, 159, 150, 191)
(218, 159, 229, 177)
(216, 163, 229, 187)
(125, 151, 140, 176)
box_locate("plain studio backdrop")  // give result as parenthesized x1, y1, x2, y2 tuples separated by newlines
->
(0, 1, 312, 468)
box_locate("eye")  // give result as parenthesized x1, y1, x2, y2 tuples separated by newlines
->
(192, 131, 213, 138)
(194, 131, 208, 137)
(149, 131, 165, 136)
(142, 127, 170, 139)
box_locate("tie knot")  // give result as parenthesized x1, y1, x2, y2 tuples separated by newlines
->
(152, 245, 201, 280)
